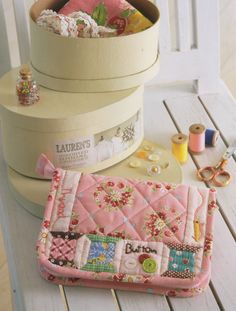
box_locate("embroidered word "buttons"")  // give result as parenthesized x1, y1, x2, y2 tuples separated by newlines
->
(142, 258, 157, 273)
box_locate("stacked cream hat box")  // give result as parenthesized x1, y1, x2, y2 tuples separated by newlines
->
(30, 0, 160, 92)
(0, 0, 181, 218)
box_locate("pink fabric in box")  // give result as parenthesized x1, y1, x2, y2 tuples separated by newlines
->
(59, 0, 130, 18)
(58, 0, 153, 35)
(37, 156, 217, 297)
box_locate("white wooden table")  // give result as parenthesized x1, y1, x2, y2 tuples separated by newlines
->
(1, 81, 236, 311)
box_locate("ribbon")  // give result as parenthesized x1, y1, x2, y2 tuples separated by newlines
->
(36, 154, 55, 179)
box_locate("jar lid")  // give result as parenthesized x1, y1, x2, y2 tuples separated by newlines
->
(19, 65, 32, 79)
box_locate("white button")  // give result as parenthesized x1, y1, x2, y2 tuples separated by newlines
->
(148, 154, 160, 162)
(124, 258, 138, 270)
(161, 162, 170, 169)
(147, 165, 161, 176)
(129, 160, 141, 168)
(143, 145, 154, 151)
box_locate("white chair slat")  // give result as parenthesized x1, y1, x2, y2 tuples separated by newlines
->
(12, 0, 30, 64)
(193, 0, 220, 93)
(175, 0, 191, 51)
(154, 0, 171, 52)
(150, 0, 220, 94)
(0, 0, 11, 77)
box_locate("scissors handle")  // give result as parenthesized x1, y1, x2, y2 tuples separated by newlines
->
(197, 166, 215, 182)
(197, 166, 231, 186)
(213, 170, 231, 187)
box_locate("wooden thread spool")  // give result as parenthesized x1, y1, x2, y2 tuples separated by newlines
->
(171, 133, 188, 164)
(205, 129, 220, 147)
(189, 124, 206, 153)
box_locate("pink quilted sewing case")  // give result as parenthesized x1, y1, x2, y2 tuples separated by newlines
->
(36, 155, 217, 297)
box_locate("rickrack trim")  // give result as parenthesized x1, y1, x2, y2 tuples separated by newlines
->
(49, 258, 75, 267)
(161, 270, 195, 279)
(167, 242, 201, 253)
(50, 231, 83, 240)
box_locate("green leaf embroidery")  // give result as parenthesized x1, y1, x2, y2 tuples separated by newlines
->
(76, 19, 85, 25)
(120, 9, 136, 18)
(92, 2, 108, 26)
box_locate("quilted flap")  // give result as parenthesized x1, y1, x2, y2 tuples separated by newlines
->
(37, 169, 217, 289)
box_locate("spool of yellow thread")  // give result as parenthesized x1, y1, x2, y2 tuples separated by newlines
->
(171, 133, 188, 164)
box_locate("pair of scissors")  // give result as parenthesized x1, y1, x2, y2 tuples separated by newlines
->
(197, 141, 236, 187)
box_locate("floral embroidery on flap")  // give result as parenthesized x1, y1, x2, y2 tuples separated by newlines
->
(143, 213, 166, 238)
(93, 180, 134, 211)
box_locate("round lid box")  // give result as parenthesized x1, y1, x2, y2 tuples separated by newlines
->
(30, 0, 160, 93)
(0, 69, 144, 179)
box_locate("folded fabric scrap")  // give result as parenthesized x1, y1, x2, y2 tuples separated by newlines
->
(58, 0, 153, 36)
(36, 9, 116, 38)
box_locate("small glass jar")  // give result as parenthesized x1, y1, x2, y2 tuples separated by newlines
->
(16, 66, 39, 106)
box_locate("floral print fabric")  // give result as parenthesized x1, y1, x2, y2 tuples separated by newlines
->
(37, 169, 217, 297)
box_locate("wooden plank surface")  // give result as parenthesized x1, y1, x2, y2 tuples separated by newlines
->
(165, 93, 236, 237)
(0, 227, 12, 311)
(164, 91, 236, 310)
(65, 287, 118, 311)
(0, 146, 66, 311)
(117, 291, 170, 311)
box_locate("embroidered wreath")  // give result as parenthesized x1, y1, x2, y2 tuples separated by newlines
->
(93, 181, 134, 211)
(143, 213, 164, 238)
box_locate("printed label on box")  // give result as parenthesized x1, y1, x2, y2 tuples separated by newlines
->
(54, 136, 96, 169)
(54, 110, 142, 169)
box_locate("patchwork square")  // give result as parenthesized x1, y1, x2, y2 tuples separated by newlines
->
(168, 249, 195, 273)
(50, 238, 77, 262)
(161, 244, 200, 279)
(81, 235, 120, 273)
